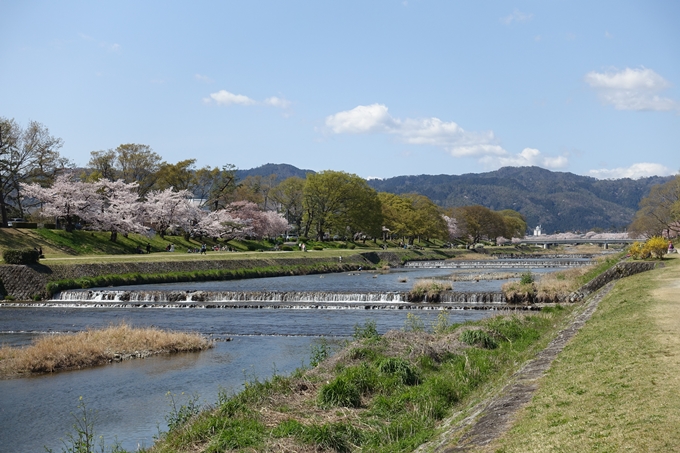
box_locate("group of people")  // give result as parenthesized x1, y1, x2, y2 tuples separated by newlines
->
(135, 243, 152, 254)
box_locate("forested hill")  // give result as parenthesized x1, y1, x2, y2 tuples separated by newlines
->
(236, 163, 312, 183)
(367, 166, 672, 233)
(235, 164, 670, 233)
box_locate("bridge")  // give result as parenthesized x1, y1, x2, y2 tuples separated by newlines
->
(520, 237, 636, 249)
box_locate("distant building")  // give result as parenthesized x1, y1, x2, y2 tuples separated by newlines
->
(533, 225, 542, 236)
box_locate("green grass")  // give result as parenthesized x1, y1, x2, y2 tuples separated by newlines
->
(144, 307, 575, 453)
(493, 255, 680, 452)
(577, 252, 626, 286)
(44, 261, 366, 295)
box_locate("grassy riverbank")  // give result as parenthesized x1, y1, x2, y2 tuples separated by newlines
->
(489, 254, 680, 452)
(143, 307, 576, 453)
(0, 323, 212, 378)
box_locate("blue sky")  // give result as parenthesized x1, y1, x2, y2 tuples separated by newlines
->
(2, 1, 679, 180)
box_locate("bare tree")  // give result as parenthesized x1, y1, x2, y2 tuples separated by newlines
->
(0, 118, 70, 225)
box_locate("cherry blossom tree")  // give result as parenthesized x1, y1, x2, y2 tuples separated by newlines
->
(259, 210, 290, 239)
(90, 179, 146, 242)
(442, 215, 460, 241)
(142, 188, 200, 238)
(192, 209, 251, 240)
(21, 174, 101, 232)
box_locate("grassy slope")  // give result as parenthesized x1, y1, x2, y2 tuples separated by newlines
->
(146, 308, 576, 453)
(492, 254, 680, 452)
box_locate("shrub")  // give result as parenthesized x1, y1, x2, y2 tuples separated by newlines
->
(2, 248, 40, 264)
(377, 358, 420, 385)
(520, 271, 534, 285)
(9, 222, 38, 229)
(628, 241, 648, 259)
(313, 246, 323, 251)
(300, 422, 364, 453)
(281, 246, 294, 251)
(353, 320, 379, 340)
(644, 236, 669, 259)
(404, 313, 425, 332)
(310, 338, 331, 367)
(460, 329, 498, 349)
(318, 377, 361, 408)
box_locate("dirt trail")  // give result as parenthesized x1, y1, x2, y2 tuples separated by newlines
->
(423, 282, 615, 453)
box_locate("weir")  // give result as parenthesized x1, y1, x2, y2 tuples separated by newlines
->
(404, 259, 591, 269)
(47, 289, 507, 307)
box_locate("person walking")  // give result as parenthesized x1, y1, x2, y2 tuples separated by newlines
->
(201, 243, 207, 255)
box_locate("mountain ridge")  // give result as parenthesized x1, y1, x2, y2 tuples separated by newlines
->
(236, 164, 671, 233)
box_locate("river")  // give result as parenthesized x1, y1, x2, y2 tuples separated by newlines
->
(0, 262, 583, 452)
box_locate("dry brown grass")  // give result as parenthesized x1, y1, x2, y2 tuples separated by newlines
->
(409, 278, 453, 301)
(503, 267, 593, 303)
(0, 322, 212, 377)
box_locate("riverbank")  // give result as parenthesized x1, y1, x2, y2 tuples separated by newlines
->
(486, 253, 680, 452)
(145, 307, 576, 453)
(0, 322, 212, 378)
(136, 255, 672, 452)
(0, 249, 467, 301)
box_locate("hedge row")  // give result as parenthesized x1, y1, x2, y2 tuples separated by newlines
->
(2, 248, 40, 265)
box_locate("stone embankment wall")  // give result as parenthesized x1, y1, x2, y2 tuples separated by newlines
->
(569, 261, 659, 302)
(0, 250, 442, 301)
(0, 255, 372, 301)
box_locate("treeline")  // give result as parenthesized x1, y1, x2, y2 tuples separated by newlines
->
(628, 174, 680, 238)
(4, 118, 527, 244)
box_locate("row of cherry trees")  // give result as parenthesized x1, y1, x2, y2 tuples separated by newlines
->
(21, 174, 289, 242)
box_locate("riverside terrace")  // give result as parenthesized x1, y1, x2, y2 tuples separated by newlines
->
(520, 237, 636, 249)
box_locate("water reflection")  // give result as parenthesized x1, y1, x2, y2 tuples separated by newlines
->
(0, 308, 490, 452)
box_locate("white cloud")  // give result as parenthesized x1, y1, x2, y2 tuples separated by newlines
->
(195, 74, 214, 83)
(326, 104, 394, 134)
(205, 90, 256, 106)
(264, 96, 291, 108)
(204, 90, 291, 109)
(480, 148, 568, 170)
(585, 67, 678, 111)
(325, 104, 568, 169)
(501, 9, 533, 25)
(588, 163, 676, 179)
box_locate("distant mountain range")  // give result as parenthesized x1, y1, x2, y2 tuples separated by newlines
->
(236, 163, 312, 183)
(237, 164, 672, 233)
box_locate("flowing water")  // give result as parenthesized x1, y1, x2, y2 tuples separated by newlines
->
(0, 261, 586, 452)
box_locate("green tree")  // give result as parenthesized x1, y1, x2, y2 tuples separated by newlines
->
(403, 194, 447, 244)
(629, 175, 680, 238)
(155, 159, 198, 192)
(454, 205, 506, 244)
(271, 176, 306, 233)
(378, 192, 412, 239)
(302, 170, 382, 241)
(113, 144, 163, 197)
(87, 149, 118, 181)
(192, 164, 238, 211)
(498, 209, 528, 238)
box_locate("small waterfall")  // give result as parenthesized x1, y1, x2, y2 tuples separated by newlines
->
(54, 290, 406, 303)
(404, 260, 591, 269)
(51, 290, 507, 306)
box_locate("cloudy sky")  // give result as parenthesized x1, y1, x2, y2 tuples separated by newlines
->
(1, 1, 678, 180)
